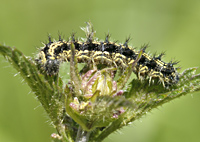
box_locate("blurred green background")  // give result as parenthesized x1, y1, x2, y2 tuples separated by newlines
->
(0, 0, 200, 142)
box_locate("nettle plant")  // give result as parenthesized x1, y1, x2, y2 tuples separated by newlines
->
(0, 22, 200, 142)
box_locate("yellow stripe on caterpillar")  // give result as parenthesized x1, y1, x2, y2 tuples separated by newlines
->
(36, 37, 179, 87)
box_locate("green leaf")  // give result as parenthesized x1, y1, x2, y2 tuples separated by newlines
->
(117, 49, 143, 91)
(1, 21, 200, 142)
(70, 42, 82, 97)
(0, 44, 71, 141)
(95, 67, 200, 141)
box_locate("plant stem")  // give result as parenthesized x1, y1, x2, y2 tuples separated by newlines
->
(75, 126, 91, 142)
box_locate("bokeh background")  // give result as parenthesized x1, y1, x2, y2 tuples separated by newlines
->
(0, 0, 200, 142)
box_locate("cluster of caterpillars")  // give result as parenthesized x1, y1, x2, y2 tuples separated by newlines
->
(36, 34, 179, 87)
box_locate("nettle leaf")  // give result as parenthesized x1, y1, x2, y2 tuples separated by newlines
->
(94, 68, 200, 141)
(0, 44, 72, 141)
(1, 22, 200, 142)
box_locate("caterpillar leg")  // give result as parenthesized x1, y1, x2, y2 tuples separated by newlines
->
(137, 65, 149, 80)
(148, 70, 165, 87)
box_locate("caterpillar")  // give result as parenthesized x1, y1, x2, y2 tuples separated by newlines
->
(36, 32, 179, 87)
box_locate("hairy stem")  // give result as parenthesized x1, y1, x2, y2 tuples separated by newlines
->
(75, 126, 91, 142)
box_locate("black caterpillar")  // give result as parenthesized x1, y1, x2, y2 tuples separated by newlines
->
(36, 31, 179, 87)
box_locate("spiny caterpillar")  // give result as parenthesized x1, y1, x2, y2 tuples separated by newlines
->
(36, 23, 179, 87)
